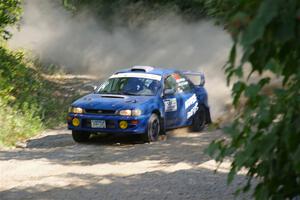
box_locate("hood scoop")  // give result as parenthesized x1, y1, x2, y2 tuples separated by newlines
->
(125, 99, 137, 103)
(100, 95, 124, 99)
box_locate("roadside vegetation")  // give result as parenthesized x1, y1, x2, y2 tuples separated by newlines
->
(0, 1, 80, 147)
(205, 0, 300, 198)
(0, 44, 80, 147)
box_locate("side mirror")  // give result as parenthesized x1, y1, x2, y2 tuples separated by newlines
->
(199, 73, 205, 86)
(83, 84, 97, 92)
(164, 88, 176, 96)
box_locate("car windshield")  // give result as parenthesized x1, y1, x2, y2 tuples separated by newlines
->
(96, 77, 161, 96)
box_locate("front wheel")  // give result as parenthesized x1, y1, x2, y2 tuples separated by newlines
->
(72, 131, 91, 143)
(191, 105, 206, 132)
(144, 114, 160, 142)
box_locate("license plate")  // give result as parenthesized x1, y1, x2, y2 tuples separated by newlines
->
(91, 120, 106, 128)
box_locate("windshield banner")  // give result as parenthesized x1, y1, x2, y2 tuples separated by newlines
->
(110, 73, 162, 81)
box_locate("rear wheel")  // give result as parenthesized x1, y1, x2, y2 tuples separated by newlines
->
(191, 105, 206, 132)
(144, 114, 160, 142)
(72, 131, 91, 143)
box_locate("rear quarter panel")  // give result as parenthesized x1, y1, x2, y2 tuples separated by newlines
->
(194, 86, 209, 108)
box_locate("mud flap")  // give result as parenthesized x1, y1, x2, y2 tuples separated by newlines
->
(205, 107, 212, 124)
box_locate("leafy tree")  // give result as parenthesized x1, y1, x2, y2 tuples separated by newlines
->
(0, 0, 22, 40)
(205, 0, 300, 198)
(0, 0, 78, 146)
(63, 0, 208, 27)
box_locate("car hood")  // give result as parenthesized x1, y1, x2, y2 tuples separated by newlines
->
(72, 93, 156, 111)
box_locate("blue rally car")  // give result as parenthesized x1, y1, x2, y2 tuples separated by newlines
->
(67, 66, 211, 143)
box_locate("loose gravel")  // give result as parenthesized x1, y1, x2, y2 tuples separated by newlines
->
(0, 128, 251, 200)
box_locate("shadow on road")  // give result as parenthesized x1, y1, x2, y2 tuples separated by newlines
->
(25, 132, 144, 149)
(0, 168, 250, 200)
(0, 128, 252, 200)
(0, 128, 216, 166)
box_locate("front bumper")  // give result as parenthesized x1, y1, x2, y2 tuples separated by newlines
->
(67, 113, 149, 134)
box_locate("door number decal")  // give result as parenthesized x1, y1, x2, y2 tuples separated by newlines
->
(164, 98, 177, 112)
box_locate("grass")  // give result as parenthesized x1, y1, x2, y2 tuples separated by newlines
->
(0, 45, 82, 147)
(0, 99, 42, 146)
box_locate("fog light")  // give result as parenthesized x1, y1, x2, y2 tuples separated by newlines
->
(72, 118, 80, 127)
(119, 121, 128, 129)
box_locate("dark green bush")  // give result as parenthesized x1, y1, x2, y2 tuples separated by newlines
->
(0, 46, 78, 146)
(205, 0, 300, 198)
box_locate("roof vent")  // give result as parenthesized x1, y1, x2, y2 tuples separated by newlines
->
(131, 66, 154, 72)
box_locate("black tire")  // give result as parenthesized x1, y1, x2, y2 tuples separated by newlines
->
(72, 130, 91, 143)
(159, 118, 166, 135)
(191, 105, 206, 132)
(144, 114, 160, 142)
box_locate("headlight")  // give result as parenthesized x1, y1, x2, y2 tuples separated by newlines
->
(69, 107, 84, 114)
(118, 109, 142, 116)
(132, 109, 142, 116)
(119, 110, 132, 116)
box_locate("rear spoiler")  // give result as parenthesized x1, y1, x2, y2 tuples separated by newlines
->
(181, 71, 205, 86)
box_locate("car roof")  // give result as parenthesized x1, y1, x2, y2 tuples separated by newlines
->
(114, 66, 177, 77)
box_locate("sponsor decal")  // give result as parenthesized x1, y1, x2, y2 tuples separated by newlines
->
(178, 81, 189, 87)
(110, 73, 162, 81)
(176, 78, 186, 83)
(185, 93, 198, 119)
(164, 98, 177, 112)
(185, 94, 197, 109)
(172, 73, 181, 80)
(187, 102, 198, 119)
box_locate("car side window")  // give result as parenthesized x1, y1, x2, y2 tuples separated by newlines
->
(167, 73, 192, 93)
(164, 75, 177, 91)
(176, 74, 192, 93)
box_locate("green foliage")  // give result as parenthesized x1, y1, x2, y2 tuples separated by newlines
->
(0, 98, 42, 146)
(0, 0, 79, 147)
(206, 0, 300, 199)
(0, 0, 22, 39)
(0, 46, 43, 146)
(0, 45, 77, 146)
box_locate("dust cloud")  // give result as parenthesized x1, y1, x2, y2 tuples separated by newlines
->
(9, 0, 232, 119)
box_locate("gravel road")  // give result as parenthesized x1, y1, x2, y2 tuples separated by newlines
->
(0, 128, 250, 200)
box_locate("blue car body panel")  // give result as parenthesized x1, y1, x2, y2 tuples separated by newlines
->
(67, 66, 210, 134)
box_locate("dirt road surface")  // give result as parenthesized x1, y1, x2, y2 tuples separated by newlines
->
(0, 128, 250, 200)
